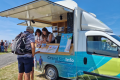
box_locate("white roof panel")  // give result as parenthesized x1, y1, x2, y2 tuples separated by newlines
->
(81, 11, 113, 33)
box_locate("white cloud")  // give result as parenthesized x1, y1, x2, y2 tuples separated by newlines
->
(0, 19, 17, 28)
(6, 30, 12, 31)
(0, 34, 15, 41)
(106, 20, 117, 25)
(0, 19, 26, 41)
(105, 15, 120, 26)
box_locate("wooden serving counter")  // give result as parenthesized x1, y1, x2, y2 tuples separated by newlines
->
(35, 43, 74, 55)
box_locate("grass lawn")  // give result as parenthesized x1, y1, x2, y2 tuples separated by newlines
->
(0, 47, 11, 55)
(0, 62, 47, 80)
(0, 62, 115, 80)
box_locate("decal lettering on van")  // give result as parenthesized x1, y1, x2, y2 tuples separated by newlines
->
(47, 56, 74, 65)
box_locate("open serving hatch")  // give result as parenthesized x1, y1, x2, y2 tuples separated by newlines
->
(0, 0, 73, 23)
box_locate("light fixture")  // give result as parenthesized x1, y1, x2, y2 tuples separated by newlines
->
(60, 14, 63, 20)
(31, 20, 35, 24)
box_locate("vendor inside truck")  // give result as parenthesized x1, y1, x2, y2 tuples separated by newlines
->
(41, 27, 55, 44)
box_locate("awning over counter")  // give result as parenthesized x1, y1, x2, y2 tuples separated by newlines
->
(0, 0, 73, 22)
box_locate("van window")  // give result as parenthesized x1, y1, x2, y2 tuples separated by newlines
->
(87, 36, 120, 57)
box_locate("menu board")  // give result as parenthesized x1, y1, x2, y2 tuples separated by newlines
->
(47, 46, 58, 53)
(37, 45, 58, 53)
(58, 33, 73, 52)
(38, 47, 47, 52)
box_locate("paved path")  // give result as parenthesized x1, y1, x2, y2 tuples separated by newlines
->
(0, 53, 17, 68)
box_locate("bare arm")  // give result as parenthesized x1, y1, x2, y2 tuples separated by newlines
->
(47, 34, 52, 43)
(31, 42, 35, 57)
(35, 36, 39, 43)
(35, 40, 38, 43)
(41, 34, 53, 44)
(41, 38, 47, 43)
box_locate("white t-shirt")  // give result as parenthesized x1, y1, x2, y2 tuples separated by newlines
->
(47, 34, 55, 42)
(4, 42, 8, 46)
(35, 35, 43, 42)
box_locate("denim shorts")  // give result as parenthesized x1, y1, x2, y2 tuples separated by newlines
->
(32, 59, 34, 67)
(18, 57, 33, 73)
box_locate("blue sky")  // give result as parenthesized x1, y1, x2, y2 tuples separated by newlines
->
(0, 0, 120, 41)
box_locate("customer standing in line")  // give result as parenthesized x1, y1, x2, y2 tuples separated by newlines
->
(17, 26, 35, 80)
(0, 41, 1, 52)
(10, 40, 14, 50)
(1, 40, 4, 52)
(4, 40, 8, 52)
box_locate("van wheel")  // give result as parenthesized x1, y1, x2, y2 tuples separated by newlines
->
(45, 66, 58, 80)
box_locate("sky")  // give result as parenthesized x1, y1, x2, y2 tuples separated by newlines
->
(0, 0, 120, 41)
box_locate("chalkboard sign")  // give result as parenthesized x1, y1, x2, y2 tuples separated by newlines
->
(67, 12, 74, 33)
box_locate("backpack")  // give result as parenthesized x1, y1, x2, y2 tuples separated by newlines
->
(12, 32, 32, 55)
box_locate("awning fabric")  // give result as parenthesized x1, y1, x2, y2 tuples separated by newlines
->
(0, 0, 73, 22)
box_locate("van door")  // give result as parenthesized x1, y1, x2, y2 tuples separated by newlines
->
(85, 35, 120, 79)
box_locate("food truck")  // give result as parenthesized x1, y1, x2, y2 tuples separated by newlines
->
(0, 0, 120, 80)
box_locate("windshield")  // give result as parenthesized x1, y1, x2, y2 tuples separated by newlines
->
(111, 35, 120, 42)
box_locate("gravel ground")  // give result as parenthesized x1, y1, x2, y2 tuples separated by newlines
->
(0, 53, 17, 68)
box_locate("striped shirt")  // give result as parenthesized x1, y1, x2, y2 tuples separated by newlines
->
(17, 31, 35, 58)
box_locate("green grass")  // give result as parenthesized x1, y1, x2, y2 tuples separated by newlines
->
(0, 62, 47, 80)
(0, 62, 18, 80)
(0, 47, 11, 55)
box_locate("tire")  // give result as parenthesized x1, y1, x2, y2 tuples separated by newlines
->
(45, 66, 58, 80)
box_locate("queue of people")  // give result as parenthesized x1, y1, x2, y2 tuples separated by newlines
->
(0, 40, 9, 52)
(16, 26, 55, 80)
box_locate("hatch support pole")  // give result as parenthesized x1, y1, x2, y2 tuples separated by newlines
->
(74, 7, 81, 52)
(26, 6, 31, 26)
(73, 6, 82, 80)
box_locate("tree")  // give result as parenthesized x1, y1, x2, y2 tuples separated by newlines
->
(102, 40, 106, 42)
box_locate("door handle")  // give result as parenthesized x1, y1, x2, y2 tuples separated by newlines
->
(84, 57, 87, 65)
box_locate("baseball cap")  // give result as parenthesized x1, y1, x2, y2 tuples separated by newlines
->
(26, 26, 34, 32)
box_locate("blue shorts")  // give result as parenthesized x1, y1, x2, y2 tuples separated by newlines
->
(18, 57, 33, 73)
(32, 59, 34, 67)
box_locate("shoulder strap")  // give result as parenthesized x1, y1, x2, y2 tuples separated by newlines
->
(22, 32, 30, 38)
(26, 32, 30, 36)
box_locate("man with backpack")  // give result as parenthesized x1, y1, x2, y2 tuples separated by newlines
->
(13, 26, 35, 80)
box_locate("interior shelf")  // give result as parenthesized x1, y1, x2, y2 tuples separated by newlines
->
(52, 21, 67, 34)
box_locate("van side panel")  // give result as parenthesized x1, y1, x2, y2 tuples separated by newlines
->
(35, 53, 77, 79)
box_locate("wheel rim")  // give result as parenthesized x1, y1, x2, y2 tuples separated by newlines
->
(46, 67, 56, 79)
